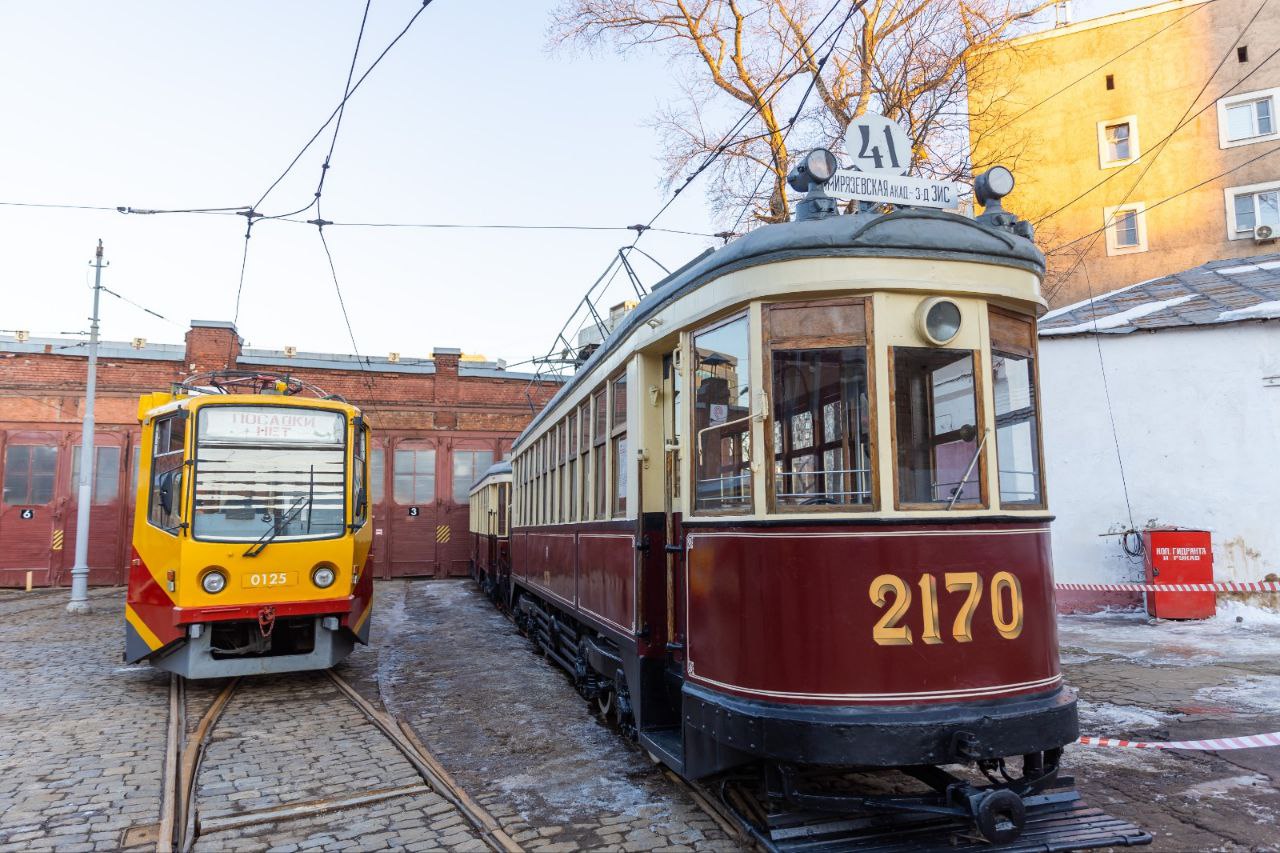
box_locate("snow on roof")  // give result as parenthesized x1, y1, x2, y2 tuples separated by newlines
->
(1040, 252, 1280, 337)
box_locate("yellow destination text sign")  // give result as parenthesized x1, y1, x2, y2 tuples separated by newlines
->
(824, 169, 962, 210)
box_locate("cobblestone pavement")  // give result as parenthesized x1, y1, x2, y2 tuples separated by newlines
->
(0, 588, 168, 852)
(375, 580, 738, 852)
(1061, 607, 1280, 852)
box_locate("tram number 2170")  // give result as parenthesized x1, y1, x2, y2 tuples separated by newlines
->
(870, 571, 1024, 646)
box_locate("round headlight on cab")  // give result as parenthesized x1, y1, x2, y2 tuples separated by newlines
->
(917, 297, 963, 346)
(201, 569, 228, 595)
(312, 564, 337, 589)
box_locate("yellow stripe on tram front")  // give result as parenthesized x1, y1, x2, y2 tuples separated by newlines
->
(125, 604, 164, 652)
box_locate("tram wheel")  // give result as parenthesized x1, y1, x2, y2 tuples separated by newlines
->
(975, 790, 1026, 844)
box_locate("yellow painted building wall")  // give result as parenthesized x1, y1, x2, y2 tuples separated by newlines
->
(969, 0, 1280, 306)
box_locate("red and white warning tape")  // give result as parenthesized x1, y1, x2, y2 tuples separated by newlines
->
(1056, 582, 1280, 593)
(1078, 732, 1280, 751)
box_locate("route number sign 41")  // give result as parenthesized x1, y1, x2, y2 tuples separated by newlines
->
(845, 113, 911, 177)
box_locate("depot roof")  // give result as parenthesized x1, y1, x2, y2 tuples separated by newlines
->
(1040, 253, 1280, 337)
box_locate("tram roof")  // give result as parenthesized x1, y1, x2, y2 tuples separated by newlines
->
(517, 206, 1043, 446)
(470, 460, 513, 496)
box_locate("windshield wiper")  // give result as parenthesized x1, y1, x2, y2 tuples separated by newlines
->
(947, 428, 990, 510)
(244, 466, 315, 557)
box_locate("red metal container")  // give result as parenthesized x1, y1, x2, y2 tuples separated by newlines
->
(1143, 529, 1215, 619)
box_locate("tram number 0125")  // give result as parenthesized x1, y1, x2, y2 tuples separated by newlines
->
(870, 571, 1023, 646)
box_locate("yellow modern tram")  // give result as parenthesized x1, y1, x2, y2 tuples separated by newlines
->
(124, 372, 374, 678)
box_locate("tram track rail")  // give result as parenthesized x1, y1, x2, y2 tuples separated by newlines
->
(147, 671, 521, 853)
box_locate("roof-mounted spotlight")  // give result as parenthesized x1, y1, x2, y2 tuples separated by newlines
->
(787, 148, 838, 194)
(974, 165, 1015, 208)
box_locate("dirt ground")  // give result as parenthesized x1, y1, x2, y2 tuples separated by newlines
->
(1060, 603, 1280, 852)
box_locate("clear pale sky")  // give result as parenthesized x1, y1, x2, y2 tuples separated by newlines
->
(0, 0, 1146, 367)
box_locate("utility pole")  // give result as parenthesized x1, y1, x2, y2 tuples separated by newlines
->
(67, 240, 106, 615)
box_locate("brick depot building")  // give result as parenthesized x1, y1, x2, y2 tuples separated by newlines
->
(0, 321, 559, 587)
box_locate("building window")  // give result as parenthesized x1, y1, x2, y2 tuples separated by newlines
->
(393, 447, 435, 504)
(1097, 116, 1138, 167)
(693, 313, 753, 512)
(452, 450, 493, 503)
(1103, 203, 1148, 255)
(1225, 181, 1280, 239)
(3, 443, 58, 505)
(1218, 88, 1277, 147)
(1105, 74, 1115, 90)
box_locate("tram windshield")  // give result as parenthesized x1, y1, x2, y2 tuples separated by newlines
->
(191, 406, 347, 542)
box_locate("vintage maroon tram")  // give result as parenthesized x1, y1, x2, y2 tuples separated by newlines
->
(493, 161, 1145, 848)
(467, 461, 511, 604)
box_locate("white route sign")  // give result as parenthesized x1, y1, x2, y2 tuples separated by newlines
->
(844, 113, 911, 176)
(823, 170, 963, 210)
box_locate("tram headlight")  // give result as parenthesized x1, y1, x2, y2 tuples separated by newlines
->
(312, 564, 337, 589)
(917, 297, 963, 346)
(787, 147, 838, 192)
(201, 569, 228, 595)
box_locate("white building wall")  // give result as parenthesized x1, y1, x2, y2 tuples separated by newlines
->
(1039, 322, 1280, 584)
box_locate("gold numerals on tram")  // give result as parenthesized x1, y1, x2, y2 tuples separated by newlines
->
(869, 572, 1024, 646)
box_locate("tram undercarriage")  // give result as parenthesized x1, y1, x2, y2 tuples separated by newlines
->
(507, 586, 1150, 852)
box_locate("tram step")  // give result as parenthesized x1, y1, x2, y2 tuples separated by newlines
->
(762, 789, 1152, 853)
(640, 727, 683, 771)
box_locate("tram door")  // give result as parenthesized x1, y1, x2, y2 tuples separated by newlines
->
(389, 442, 438, 577)
(60, 437, 127, 586)
(662, 351, 687, 663)
(369, 443, 390, 579)
(0, 434, 60, 588)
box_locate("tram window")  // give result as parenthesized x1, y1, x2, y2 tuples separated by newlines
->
(498, 482, 509, 536)
(893, 348, 983, 507)
(193, 407, 346, 541)
(352, 428, 368, 525)
(148, 415, 185, 531)
(593, 387, 607, 518)
(369, 448, 385, 506)
(71, 445, 122, 504)
(693, 314, 752, 512)
(611, 374, 627, 516)
(394, 448, 436, 504)
(452, 450, 493, 503)
(3, 444, 58, 505)
(771, 349, 871, 508)
(990, 308, 1043, 506)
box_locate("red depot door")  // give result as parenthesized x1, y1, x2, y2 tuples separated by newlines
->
(369, 442, 391, 579)
(60, 437, 127, 587)
(389, 442, 439, 577)
(0, 433, 61, 587)
(444, 445, 495, 577)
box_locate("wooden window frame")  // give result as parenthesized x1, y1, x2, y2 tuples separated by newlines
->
(989, 306, 1048, 511)
(610, 371, 628, 518)
(762, 297, 878, 515)
(689, 311, 754, 517)
(888, 346, 989, 512)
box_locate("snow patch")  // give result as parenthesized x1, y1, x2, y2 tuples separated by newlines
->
(1057, 607, 1280, 667)
(1217, 260, 1280, 274)
(1181, 773, 1271, 800)
(1077, 699, 1172, 731)
(1216, 300, 1280, 322)
(1196, 674, 1280, 714)
(1041, 294, 1200, 336)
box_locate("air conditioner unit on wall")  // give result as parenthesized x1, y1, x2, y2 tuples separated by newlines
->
(1255, 224, 1276, 243)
